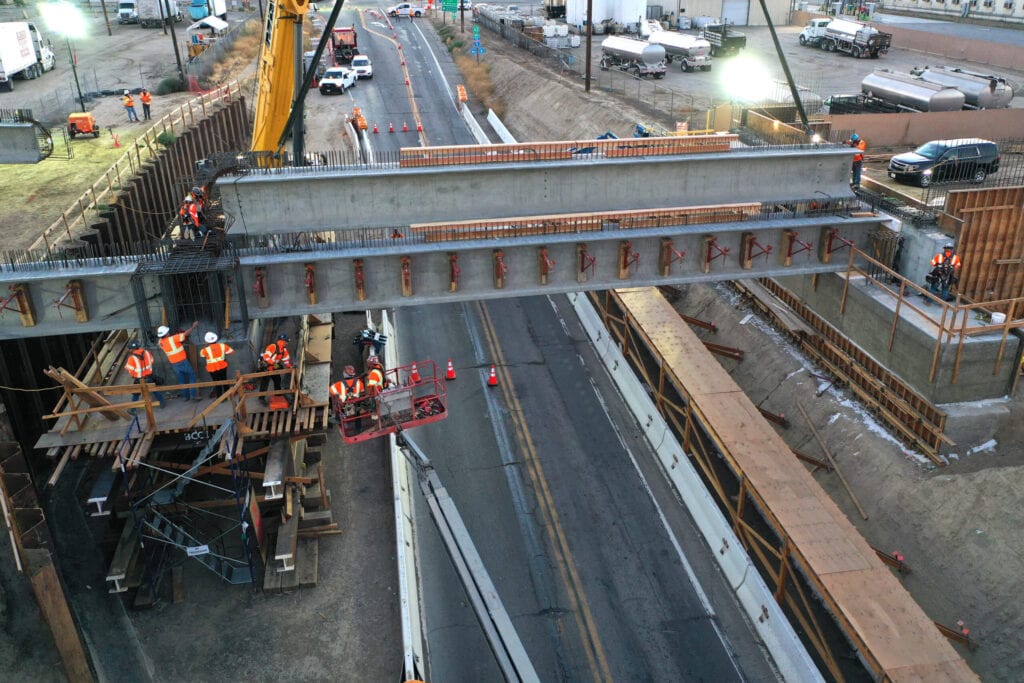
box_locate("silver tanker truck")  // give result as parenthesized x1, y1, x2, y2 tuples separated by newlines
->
(599, 37, 667, 79)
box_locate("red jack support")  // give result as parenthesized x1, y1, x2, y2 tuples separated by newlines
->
(400, 256, 413, 296)
(448, 253, 460, 292)
(702, 235, 730, 273)
(353, 259, 366, 301)
(576, 243, 597, 283)
(304, 264, 317, 305)
(538, 247, 555, 285)
(819, 227, 854, 264)
(493, 250, 507, 289)
(781, 230, 813, 267)
(253, 267, 270, 308)
(740, 231, 773, 270)
(659, 238, 685, 276)
(0, 283, 35, 326)
(618, 240, 640, 280)
(52, 280, 89, 322)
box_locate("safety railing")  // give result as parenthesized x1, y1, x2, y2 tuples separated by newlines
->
(30, 80, 247, 255)
(843, 247, 1024, 383)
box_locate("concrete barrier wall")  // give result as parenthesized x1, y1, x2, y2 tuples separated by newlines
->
(568, 291, 823, 682)
(0, 124, 43, 164)
(775, 272, 1019, 402)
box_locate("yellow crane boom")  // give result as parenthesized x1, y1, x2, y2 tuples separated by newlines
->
(251, 0, 312, 154)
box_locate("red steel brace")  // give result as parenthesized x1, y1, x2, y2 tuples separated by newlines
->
(0, 285, 26, 315)
(659, 238, 685, 276)
(618, 241, 640, 279)
(703, 236, 730, 273)
(401, 256, 413, 296)
(493, 250, 508, 289)
(253, 267, 267, 299)
(577, 243, 597, 282)
(744, 235, 773, 263)
(448, 253, 460, 292)
(52, 281, 87, 321)
(354, 259, 366, 301)
(304, 264, 317, 305)
(539, 248, 556, 285)
(786, 230, 814, 260)
(824, 228, 854, 256)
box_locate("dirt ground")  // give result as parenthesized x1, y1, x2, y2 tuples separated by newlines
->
(4, 3, 1023, 680)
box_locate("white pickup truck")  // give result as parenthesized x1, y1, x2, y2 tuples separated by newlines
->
(387, 2, 427, 17)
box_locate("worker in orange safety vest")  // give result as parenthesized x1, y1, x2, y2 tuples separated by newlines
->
(122, 90, 139, 122)
(365, 355, 386, 396)
(848, 133, 867, 188)
(139, 89, 152, 120)
(259, 334, 293, 404)
(158, 321, 199, 400)
(927, 244, 962, 300)
(200, 332, 234, 397)
(179, 196, 206, 239)
(125, 340, 164, 412)
(330, 365, 365, 433)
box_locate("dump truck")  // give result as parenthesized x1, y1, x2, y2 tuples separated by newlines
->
(331, 26, 358, 64)
(599, 37, 666, 79)
(0, 22, 55, 92)
(800, 18, 891, 59)
(700, 23, 745, 57)
(647, 30, 711, 72)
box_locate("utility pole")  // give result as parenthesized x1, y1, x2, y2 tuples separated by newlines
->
(584, 0, 593, 93)
(164, 0, 188, 89)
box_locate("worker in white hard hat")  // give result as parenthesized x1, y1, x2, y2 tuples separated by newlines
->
(157, 321, 200, 400)
(122, 90, 139, 123)
(329, 365, 365, 434)
(199, 331, 234, 398)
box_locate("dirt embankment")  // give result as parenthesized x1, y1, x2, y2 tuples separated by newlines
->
(467, 34, 1024, 682)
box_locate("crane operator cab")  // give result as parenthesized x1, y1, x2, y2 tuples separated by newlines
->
(334, 359, 447, 444)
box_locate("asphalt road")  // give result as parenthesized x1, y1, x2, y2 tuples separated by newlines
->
(327, 6, 782, 679)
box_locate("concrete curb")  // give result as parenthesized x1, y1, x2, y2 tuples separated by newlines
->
(567, 291, 823, 683)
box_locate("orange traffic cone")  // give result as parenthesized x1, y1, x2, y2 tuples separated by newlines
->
(487, 365, 498, 387)
(410, 363, 421, 383)
(112, 133, 121, 148)
(416, 121, 423, 132)
(373, 122, 379, 133)
(388, 121, 395, 133)
(402, 121, 408, 132)
(446, 359, 456, 381)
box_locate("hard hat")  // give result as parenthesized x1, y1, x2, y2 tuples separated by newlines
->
(944, 243, 954, 250)
(124, 89, 130, 95)
(192, 186, 201, 194)
(367, 355, 381, 366)
(184, 196, 194, 202)
(277, 334, 289, 342)
(850, 133, 859, 142)
(204, 332, 218, 344)
(157, 325, 170, 337)
(128, 340, 141, 350)
(343, 365, 356, 377)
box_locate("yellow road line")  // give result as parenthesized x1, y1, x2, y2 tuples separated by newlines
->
(357, 10, 427, 144)
(477, 301, 612, 683)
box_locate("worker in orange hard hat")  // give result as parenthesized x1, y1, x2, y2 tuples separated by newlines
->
(259, 334, 293, 405)
(330, 365, 365, 433)
(365, 355, 386, 396)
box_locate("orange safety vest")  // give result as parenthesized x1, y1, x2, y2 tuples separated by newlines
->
(330, 377, 364, 401)
(140, 91, 152, 105)
(123, 94, 135, 108)
(180, 202, 199, 227)
(200, 342, 233, 371)
(852, 138, 866, 163)
(159, 332, 189, 364)
(262, 341, 292, 368)
(366, 366, 385, 392)
(931, 252, 962, 268)
(125, 350, 154, 379)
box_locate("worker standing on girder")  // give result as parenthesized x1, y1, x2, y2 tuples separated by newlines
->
(200, 332, 234, 398)
(927, 243, 962, 301)
(259, 334, 292, 405)
(158, 322, 200, 400)
(329, 365, 364, 434)
(847, 133, 867, 189)
(125, 340, 164, 413)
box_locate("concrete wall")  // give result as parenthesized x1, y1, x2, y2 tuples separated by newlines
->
(0, 124, 42, 164)
(825, 108, 1024, 149)
(776, 272, 1019, 402)
(791, 10, 1024, 70)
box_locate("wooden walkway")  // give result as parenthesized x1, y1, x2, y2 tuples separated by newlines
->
(608, 288, 976, 682)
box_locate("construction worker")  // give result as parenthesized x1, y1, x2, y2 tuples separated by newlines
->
(140, 88, 152, 120)
(329, 365, 364, 433)
(125, 340, 164, 413)
(365, 355, 386, 396)
(190, 185, 207, 215)
(158, 322, 199, 400)
(259, 334, 293, 404)
(199, 332, 234, 397)
(122, 90, 139, 123)
(179, 196, 205, 239)
(847, 133, 866, 188)
(927, 243, 962, 300)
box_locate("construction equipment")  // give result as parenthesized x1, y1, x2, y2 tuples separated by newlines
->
(67, 112, 101, 139)
(647, 27, 711, 72)
(335, 360, 447, 444)
(0, 22, 56, 91)
(800, 18, 891, 59)
(700, 23, 746, 57)
(331, 26, 358, 64)
(599, 37, 666, 79)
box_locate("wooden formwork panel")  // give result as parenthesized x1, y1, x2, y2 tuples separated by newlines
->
(946, 186, 1024, 305)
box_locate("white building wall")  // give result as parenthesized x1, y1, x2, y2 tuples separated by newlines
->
(568, 0, 649, 26)
(884, 0, 1024, 25)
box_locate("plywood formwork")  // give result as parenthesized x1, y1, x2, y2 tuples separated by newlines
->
(944, 186, 1024, 306)
(595, 287, 977, 682)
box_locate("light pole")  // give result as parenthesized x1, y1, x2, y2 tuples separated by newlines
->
(39, 1, 88, 112)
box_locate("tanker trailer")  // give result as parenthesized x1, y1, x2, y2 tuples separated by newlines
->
(861, 70, 965, 112)
(910, 65, 1014, 109)
(599, 37, 667, 79)
(647, 31, 711, 72)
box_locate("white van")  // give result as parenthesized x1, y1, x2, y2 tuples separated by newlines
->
(350, 55, 373, 80)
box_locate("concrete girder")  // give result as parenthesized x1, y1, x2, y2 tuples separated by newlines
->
(216, 146, 856, 233)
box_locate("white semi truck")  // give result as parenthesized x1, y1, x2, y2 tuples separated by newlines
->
(121, 0, 185, 27)
(0, 22, 56, 92)
(599, 37, 667, 79)
(647, 29, 711, 72)
(799, 18, 891, 59)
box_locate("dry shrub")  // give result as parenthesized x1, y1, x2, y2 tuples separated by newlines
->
(208, 21, 263, 84)
(454, 54, 505, 118)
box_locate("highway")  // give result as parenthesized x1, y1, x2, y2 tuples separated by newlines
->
(335, 6, 782, 679)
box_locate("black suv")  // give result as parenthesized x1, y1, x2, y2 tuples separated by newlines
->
(887, 138, 1000, 187)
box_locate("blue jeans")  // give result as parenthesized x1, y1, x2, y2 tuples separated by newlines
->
(172, 359, 197, 399)
(125, 105, 139, 122)
(131, 379, 165, 409)
(851, 160, 863, 187)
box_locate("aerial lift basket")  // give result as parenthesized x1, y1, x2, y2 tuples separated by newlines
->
(337, 360, 447, 444)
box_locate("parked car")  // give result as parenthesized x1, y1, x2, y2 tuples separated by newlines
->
(318, 66, 356, 95)
(350, 55, 373, 79)
(888, 138, 1000, 187)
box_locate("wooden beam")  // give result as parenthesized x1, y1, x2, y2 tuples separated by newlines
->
(24, 549, 94, 682)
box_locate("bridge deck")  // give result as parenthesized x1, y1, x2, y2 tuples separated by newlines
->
(614, 287, 976, 682)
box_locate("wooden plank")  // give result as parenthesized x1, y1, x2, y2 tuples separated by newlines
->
(295, 537, 319, 588)
(23, 549, 93, 683)
(299, 509, 333, 528)
(274, 507, 299, 572)
(46, 450, 72, 488)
